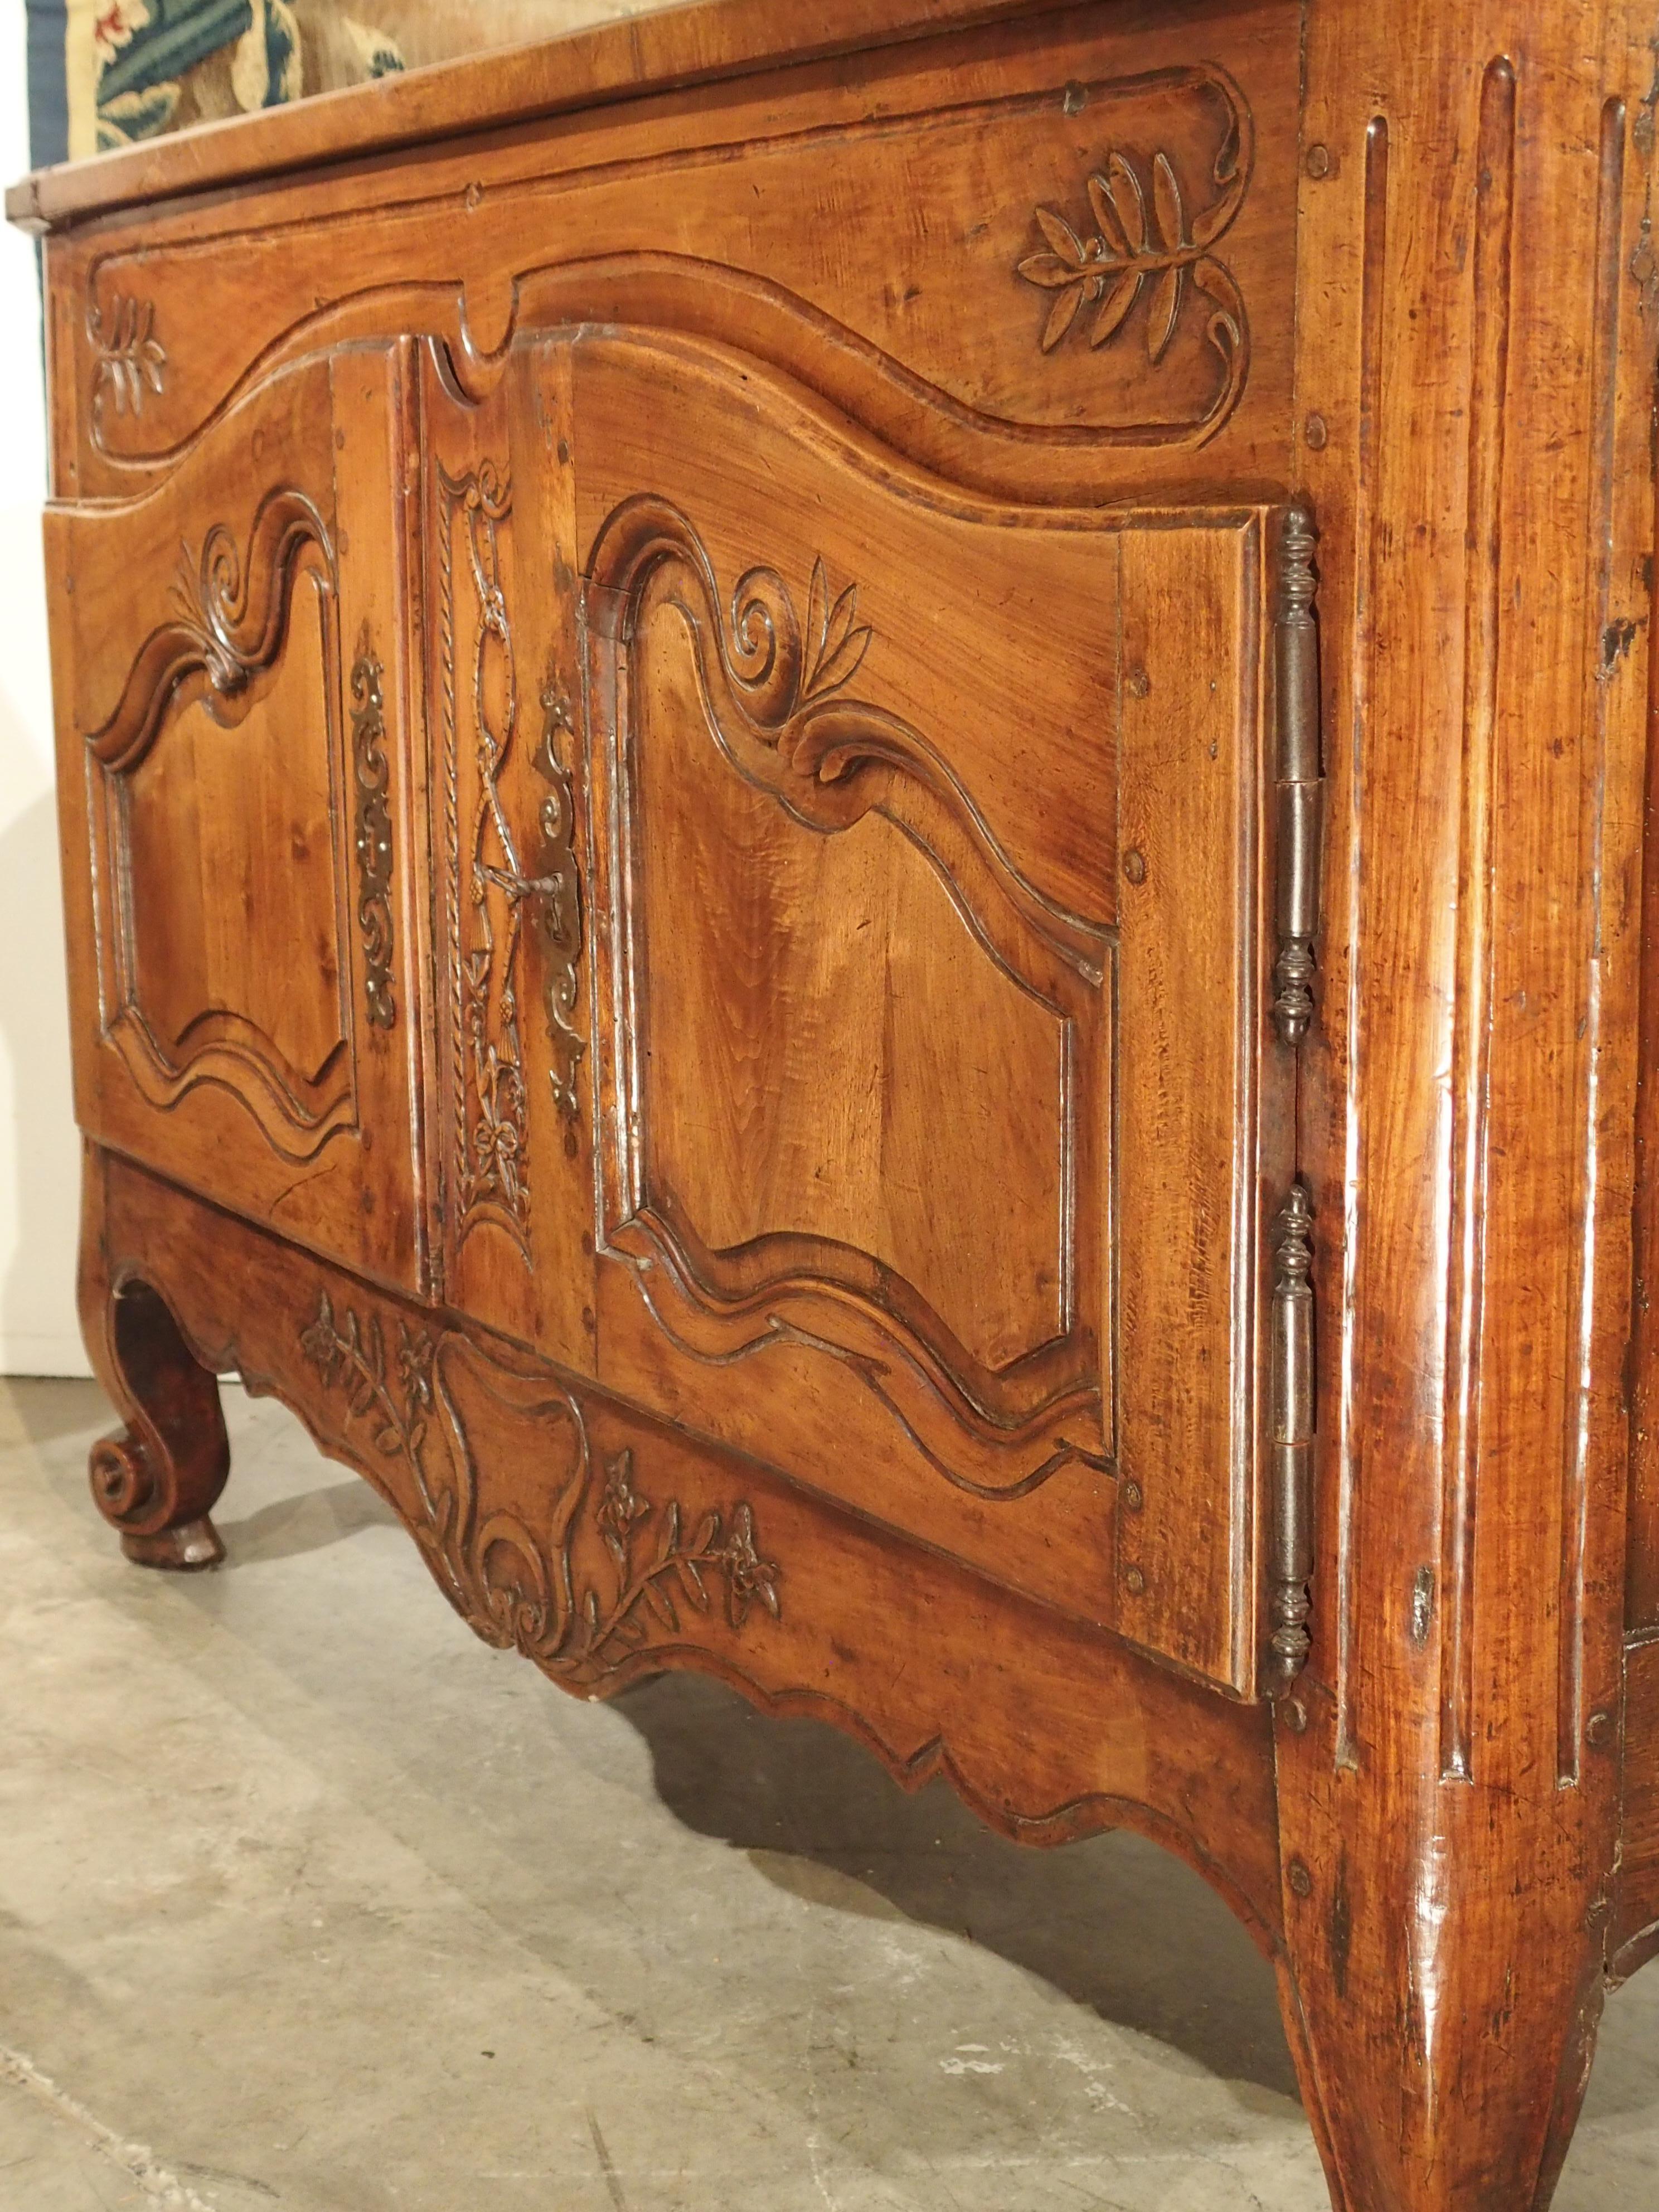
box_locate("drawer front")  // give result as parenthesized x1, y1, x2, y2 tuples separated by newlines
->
(46, 346, 432, 1293)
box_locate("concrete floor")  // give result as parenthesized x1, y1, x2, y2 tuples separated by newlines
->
(0, 1378, 1655, 2212)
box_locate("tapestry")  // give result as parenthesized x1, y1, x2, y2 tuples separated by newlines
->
(26, 1, 661, 167)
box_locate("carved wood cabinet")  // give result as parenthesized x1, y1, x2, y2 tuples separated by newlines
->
(13, 2, 1659, 2204)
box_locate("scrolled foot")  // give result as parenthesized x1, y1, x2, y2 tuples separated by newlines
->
(89, 1428, 225, 1569)
(79, 1157, 232, 1569)
(119, 1516, 226, 1570)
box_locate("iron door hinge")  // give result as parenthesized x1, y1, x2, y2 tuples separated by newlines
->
(1272, 505, 1323, 1047)
(1268, 1182, 1316, 1690)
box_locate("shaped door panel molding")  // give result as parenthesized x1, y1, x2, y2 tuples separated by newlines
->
(47, 348, 431, 1292)
(88, 483, 350, 1151)
(585, 490, 1108, 1485)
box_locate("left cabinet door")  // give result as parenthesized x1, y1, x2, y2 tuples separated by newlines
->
(46, 349, 431, 1293)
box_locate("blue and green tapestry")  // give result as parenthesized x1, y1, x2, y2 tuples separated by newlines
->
(23, 1, 637, 170)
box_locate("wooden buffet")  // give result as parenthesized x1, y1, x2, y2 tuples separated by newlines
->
(12, 1, 1659, 2204)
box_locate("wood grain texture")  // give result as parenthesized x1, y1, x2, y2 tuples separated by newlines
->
(18, 1, 1659, 2206)
(1281, 4, 1654, 2207)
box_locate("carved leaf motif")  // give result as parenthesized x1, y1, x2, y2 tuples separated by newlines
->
(1091, 269, 1143, 347)
(1035, 203, 1087, 262)
(1106, 153, 1148, 251)
(1041, 285, 1084, 353)
(1152, 150, 1186, 251)
(1086, 171, 1131, 256)
(802, 558, 874, 701)
(90, 292, 167, 424)
(1012, 78, 1253, 444)
(1016, 250, 1086, 289)
(1147, 268, 1185, 364)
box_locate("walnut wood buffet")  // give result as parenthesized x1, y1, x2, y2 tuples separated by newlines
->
(12, 0, 1659, 2203)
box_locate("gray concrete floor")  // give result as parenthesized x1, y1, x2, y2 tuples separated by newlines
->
(0, 1377, 1655, 2212)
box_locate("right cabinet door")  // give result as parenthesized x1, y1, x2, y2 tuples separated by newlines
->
(575, 330, 1279, 1696)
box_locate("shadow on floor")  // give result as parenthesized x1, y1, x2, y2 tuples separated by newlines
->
(38, 1384, 1304, 2114)
(0, 1375, 104, 1451)
(215, 1479, 400, 1565)
(612, 1668, 1302, 2104)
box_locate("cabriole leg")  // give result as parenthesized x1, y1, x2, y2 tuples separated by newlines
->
(1274, 1714, 1611, 2212)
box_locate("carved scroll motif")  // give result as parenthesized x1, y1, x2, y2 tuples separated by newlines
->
(89, 487, 336, 774)
(299, 1292, 780, 1679)
(350, 629, 396, 1031)
(1016, 69, 1253, 443)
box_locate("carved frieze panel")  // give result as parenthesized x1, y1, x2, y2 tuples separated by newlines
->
(70, 2, 1299, 502)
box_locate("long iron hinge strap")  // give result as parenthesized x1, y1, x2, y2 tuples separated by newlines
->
(1269, 1181, 1316, 1690)
(1273, 505, 1322, 1046)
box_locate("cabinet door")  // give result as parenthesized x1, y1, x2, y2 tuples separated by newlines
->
(46, 348, 430, 1292)
(574, 331, 1280, 1695)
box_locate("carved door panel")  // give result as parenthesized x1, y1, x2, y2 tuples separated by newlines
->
(574, 331, 1282, 1696)
(420, 338, 598, 1377)
(46, 347, 430, 1292)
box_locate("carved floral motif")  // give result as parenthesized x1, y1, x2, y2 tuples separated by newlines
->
(299, 1291, 780, 1677)
(89, 292, 166, 419)
(1016, 76, 1251, 441)
(350, 629, 396, 1031)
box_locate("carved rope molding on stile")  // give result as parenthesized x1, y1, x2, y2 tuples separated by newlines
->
(1016, 67, 1253, 443)
(435, 462, 590, 1256)
(88, 291, 166, 424)
(298, 1291, 780, 1680)
(350, 628, 396, 1031)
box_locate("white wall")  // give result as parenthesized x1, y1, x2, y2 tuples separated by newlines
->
(0, 0, 87, 1375)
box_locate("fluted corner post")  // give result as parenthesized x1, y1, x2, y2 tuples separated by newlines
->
(1264, 7, 1653, 2209)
